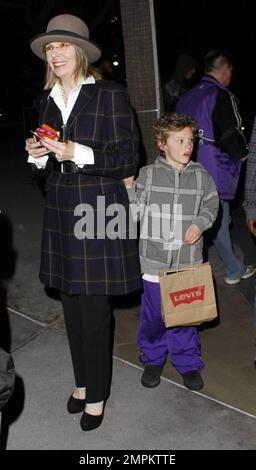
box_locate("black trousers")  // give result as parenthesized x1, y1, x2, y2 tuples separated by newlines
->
(61, 293, 111, 403)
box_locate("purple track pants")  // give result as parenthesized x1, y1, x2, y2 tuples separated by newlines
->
(137, 280, 204, 374)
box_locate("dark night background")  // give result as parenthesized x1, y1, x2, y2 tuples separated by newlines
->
(0, 0, 255, 139)
(154, 0, 255, 138)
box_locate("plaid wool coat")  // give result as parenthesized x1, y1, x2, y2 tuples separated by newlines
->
(243, 116, 256, 220)
(34, 79, 142, 295)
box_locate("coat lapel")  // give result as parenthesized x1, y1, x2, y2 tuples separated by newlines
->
(40, 82, 100, 140)
(66, 82, 100, 128)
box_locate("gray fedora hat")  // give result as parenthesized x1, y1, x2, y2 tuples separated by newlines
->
(30, 14, 101, 63)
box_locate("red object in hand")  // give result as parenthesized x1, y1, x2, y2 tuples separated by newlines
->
(35, 123, 59, 140)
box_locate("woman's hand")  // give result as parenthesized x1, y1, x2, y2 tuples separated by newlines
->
(183, 224, 201, 245)
(38, 138, 75, 162)
(123, 176, 134, 188)
(247, 219, 256, 237)
(25, 137, 49, 158)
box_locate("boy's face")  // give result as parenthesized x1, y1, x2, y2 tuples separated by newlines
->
(158, 127, 194, 170)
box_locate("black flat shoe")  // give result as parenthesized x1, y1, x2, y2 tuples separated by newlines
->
(80, 411, 104, 431)
(67, 395, 86, 414)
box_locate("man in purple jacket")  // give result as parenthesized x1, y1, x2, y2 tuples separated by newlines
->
(177, 49, 255, 285)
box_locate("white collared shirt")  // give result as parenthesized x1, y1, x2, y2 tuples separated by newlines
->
(27, 76, 95, 168)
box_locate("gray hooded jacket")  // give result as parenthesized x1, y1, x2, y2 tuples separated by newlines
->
(127, 156, 219, 275)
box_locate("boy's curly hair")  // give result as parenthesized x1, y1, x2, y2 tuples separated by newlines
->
(153, 112, 197, 145)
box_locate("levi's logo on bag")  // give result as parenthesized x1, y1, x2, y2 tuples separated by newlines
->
(169, 285, 205, 307)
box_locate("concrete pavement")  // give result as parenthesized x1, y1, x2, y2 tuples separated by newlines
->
(2, 310, 256, 450)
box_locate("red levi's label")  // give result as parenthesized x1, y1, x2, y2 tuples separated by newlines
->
(169, 285, 205, 307)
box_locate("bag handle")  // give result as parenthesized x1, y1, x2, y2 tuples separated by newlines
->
(176, 242, 195, 273)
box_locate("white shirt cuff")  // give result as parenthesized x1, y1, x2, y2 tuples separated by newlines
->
(74, 143, 94, 168)
(27, 155, 49, 169)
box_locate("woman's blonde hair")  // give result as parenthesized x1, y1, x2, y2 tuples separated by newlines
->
(43, 45, 102, 89)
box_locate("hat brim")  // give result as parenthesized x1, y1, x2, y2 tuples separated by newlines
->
(30, 31, 101, 63)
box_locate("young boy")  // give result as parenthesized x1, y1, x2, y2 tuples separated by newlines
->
(125, 113, 219, 390)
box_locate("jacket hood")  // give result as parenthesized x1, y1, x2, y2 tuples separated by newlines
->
(155, 155, 202, 172)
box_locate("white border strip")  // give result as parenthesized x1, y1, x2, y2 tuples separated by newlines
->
(114, 355, 256, 420)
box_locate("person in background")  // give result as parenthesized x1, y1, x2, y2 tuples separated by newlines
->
(0, 348, 15, 433)
(25, 14, 142, 431)
(244, 116, 256, 237)
(176, 49, 255, 285)
(124, 113, 219, 391)
(163, 53, 196, 112)
(98, 58, 114, 80)
(243, 116, 256, 365)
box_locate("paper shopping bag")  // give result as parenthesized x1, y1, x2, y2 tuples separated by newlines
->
(159, 262, 217, 327)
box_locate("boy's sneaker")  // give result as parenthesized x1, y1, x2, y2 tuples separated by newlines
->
(141, 364, 163, 388)
(181, 370, 204, 391)
(224, 265, 256, 285)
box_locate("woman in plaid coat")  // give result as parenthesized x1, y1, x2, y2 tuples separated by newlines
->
(25, 14, 142, 431)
